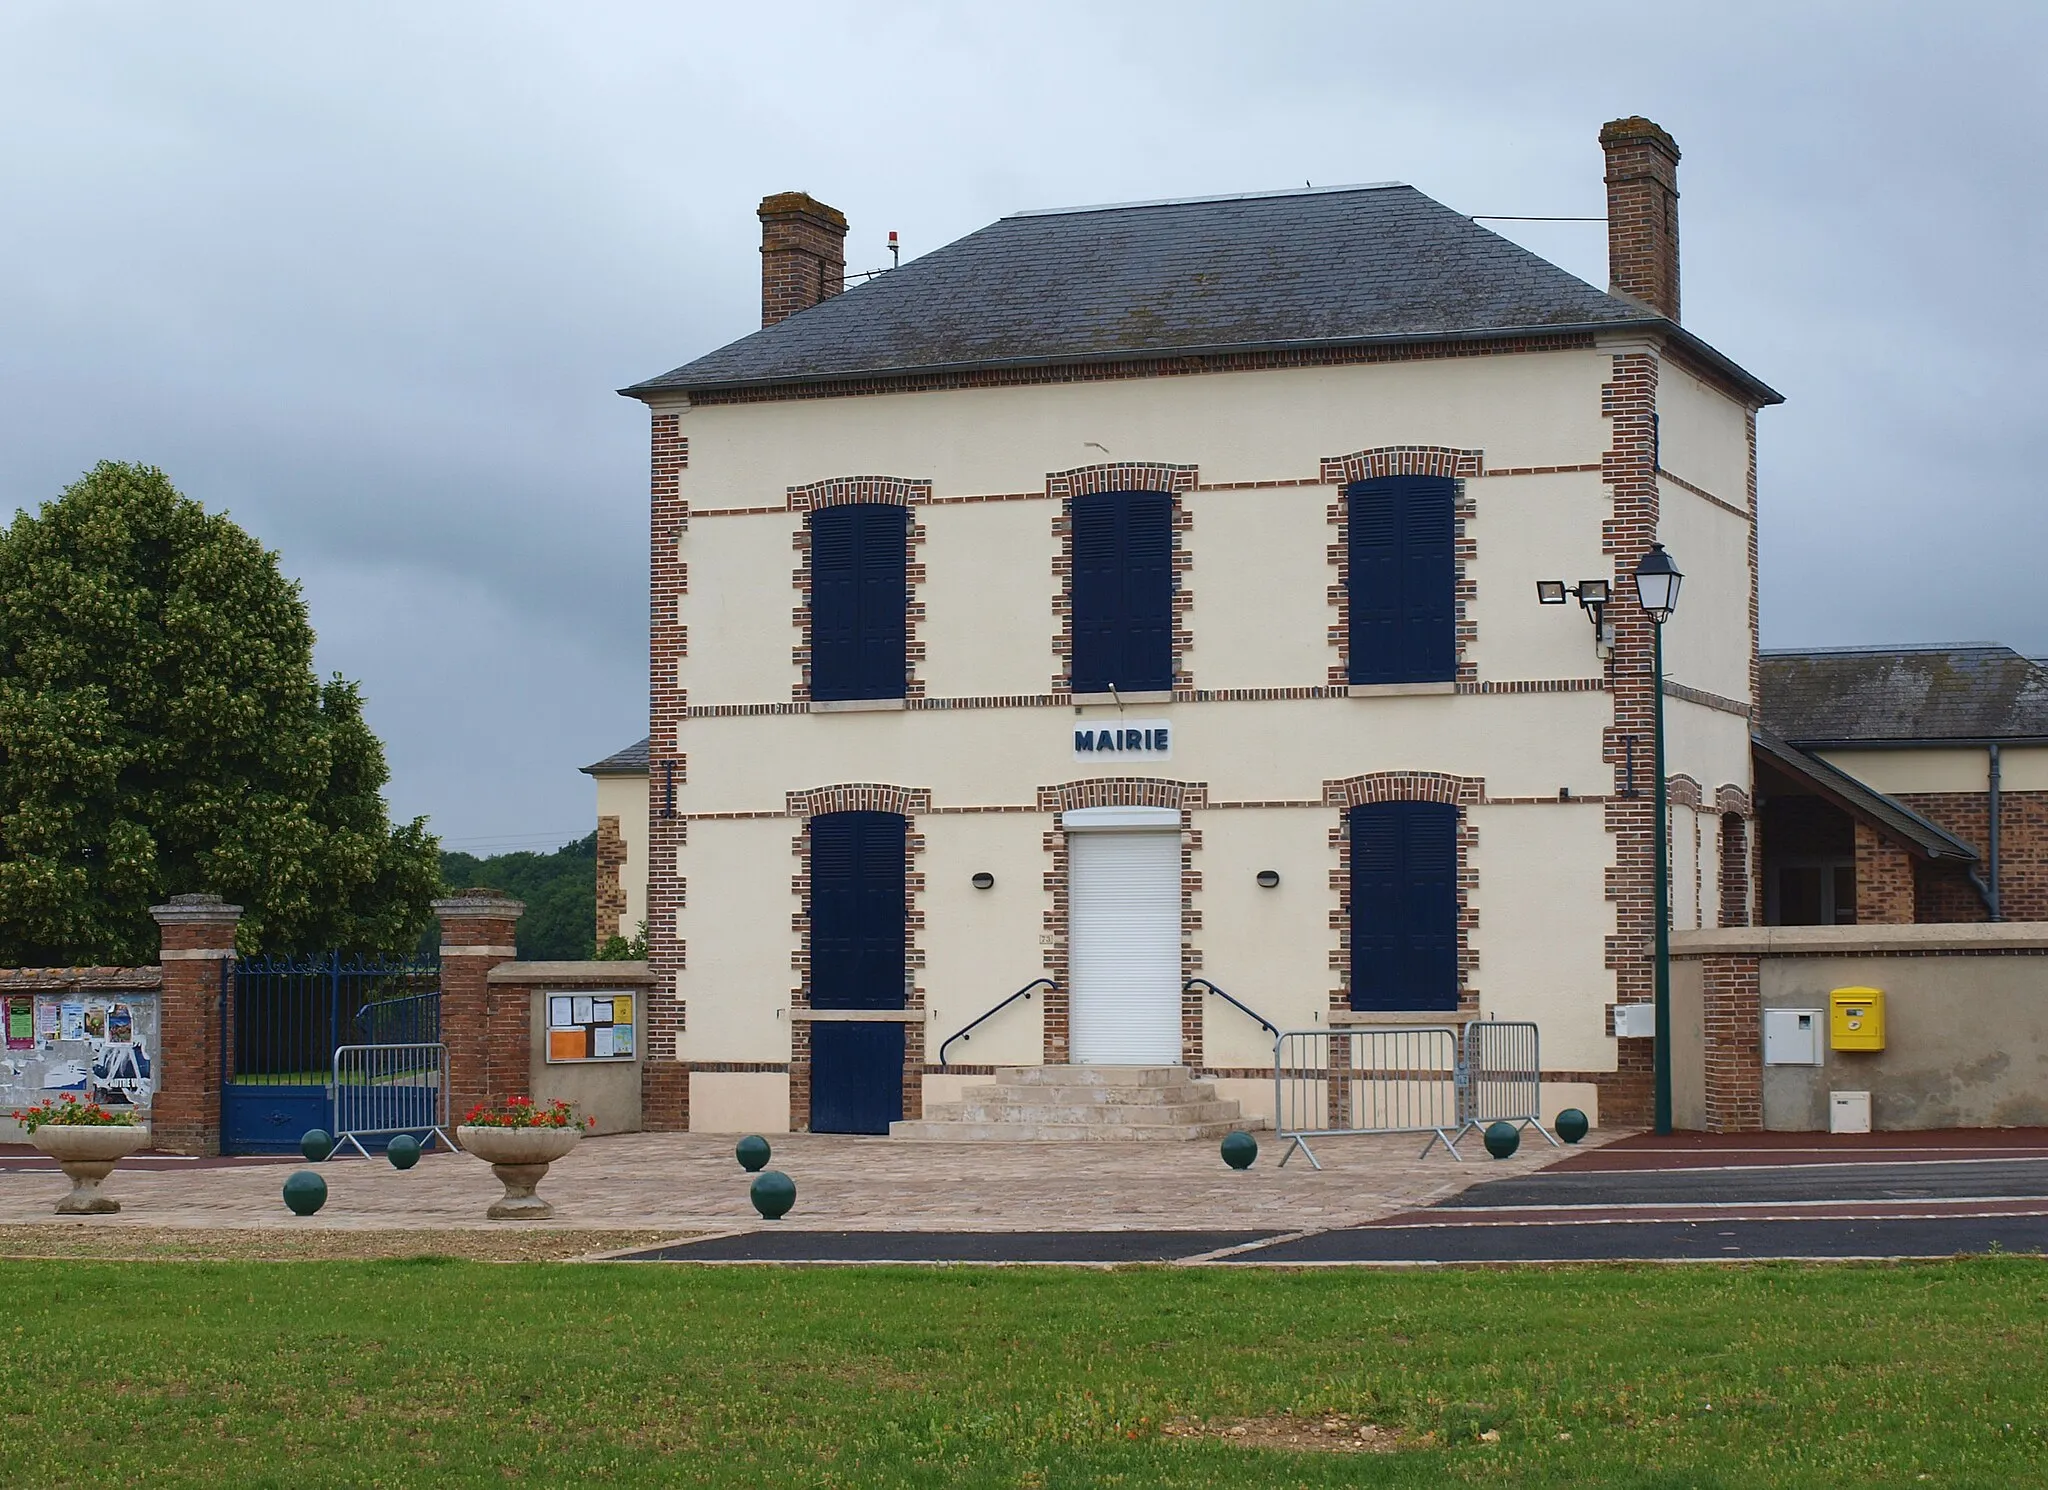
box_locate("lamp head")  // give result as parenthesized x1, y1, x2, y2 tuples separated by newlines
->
(1632, 543, 1683, 622)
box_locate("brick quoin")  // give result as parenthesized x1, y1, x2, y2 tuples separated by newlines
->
(1600, 346, 1662, 1126)
(645, 411, 690, 1131)
(433, 891, 524, 1123)
(595, 814, 627, 942)
(149, 893, 242, 1156)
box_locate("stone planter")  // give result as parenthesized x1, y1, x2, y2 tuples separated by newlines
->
(29, 1124, 150, 1215)
(456, 1125, 582, 1220)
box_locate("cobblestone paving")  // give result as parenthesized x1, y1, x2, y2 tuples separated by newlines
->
(0, 1127, 1619, 1240)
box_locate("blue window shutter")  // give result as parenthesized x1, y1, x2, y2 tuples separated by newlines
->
(1348, 476, 1455, 684)
(809, 504, 906, 701)
(809, 811, 906, 1010)
(1071, 490, 1173, 693)
(854, 505, 908, 698)
(1120, 491, 1174, 691)
(1348, 800, 1458, 1011)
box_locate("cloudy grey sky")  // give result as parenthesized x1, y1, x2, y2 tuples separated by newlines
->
(4, 2, 2042, 850)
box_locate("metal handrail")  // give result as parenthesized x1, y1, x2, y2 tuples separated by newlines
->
(939, 979, 1055, 1067)
(1185, 978, 1279, 1038)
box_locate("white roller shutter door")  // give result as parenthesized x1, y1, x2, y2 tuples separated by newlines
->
(1068, 827, 1182, 1064)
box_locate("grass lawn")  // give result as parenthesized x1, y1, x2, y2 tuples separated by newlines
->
(3, 1258, 2044, 1487)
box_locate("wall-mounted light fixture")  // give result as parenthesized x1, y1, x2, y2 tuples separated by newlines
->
(971, 872, 995, 891)
(1536, 577, 1615, 656)
(1256, 870, 1280, 889)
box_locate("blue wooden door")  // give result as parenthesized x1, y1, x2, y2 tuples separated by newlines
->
(808, 810, 907, 1133)
(1348, 801, 1459, 1011)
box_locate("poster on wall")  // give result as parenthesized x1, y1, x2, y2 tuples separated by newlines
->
(0, 993, 158, 1127)
(544, 991, 636, 1063)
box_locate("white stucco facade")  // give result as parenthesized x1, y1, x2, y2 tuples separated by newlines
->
(627, 338, 1765, 1134)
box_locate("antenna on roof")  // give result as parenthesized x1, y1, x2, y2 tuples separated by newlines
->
(888, 231, 899, 270)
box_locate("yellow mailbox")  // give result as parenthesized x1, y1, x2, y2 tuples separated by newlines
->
(1830, 987, 1886, 1051)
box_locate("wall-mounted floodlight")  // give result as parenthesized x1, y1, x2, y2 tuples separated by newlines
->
(1536, 577, 1616, 655)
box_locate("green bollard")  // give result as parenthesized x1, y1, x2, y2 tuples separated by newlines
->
(735, 1134, 772, 1173)
(1483, 1121, 1521, 1159)
(750, 1170, 796, 1220)
(282, 1170, 328, 1216)
(1555, 1108, 1590, 1145)
(300, 1129, 333, 1163)
(386, 1134, 422, 1170)
(1220, 1130, 1258, 1170)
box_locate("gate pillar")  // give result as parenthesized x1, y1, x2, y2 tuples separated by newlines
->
(150, 893, 243, 1156)
(433, 890, 525, 1123)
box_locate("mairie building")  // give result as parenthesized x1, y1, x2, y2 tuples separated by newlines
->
(591, 116, 1781, 1137)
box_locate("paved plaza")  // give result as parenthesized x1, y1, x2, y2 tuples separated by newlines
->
(0, 1126, 1606, 1246)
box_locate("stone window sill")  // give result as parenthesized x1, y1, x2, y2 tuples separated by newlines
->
(810, 697, 907, 713)
(1346, 681, 1457, 698)
(1070, 690, 1175, 707)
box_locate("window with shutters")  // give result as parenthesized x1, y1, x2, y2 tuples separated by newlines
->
(1348, 800, 1459, 1011)
(809, 503, 908, 701)
(1346, 476, 1455, 685)
(1070, 490, 1174, 694)
(807, 811, 907, 1009)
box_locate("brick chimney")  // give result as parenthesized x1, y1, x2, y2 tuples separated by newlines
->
(758, 192, 848, 327)
(1600, 117, 1681, 321)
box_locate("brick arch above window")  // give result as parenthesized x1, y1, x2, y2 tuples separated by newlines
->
(786, 783, 934, 818)
(1036, 777, 1209, 813)
(789, 476, 932, 511)
(1667, 774, 1704, 809)
(1319, 446, 1484, 485)
(1323, 771, 1485, 809)
(1046, 462, 1198, 500)
(1715, 784, 1754, 817)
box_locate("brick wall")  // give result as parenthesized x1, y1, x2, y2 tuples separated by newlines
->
(1896, 788, 2048, 923)
(1700, 952, 1761, 1131)
(1853, 823, 1916, 925)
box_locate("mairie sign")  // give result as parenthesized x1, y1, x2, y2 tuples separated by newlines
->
(1072, 719, 1172, 761)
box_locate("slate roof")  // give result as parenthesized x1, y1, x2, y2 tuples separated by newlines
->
(1759, 646, 2048, 745)
(1752, 729, 1978, 863)
(623, 184, 1779, 403)
(581, 737, 650, 776)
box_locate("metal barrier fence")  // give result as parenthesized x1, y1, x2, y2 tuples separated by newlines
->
(1454, 1020, 1558, 1149)
(1274, 1027, 1464, 1168)
(1272, 1020, 1556, 1167)
(329, 1043, 450, 1159)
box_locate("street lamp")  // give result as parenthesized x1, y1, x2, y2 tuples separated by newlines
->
(1632, 542, 1683, 1135)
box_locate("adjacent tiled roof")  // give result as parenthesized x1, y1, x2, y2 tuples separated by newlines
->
(1752, 730, 1978, 862)
(624, 184, 1779, 403)
(1760, 645, 2048, 745)
(0, 967, 161, 991)
(581, 737, 650, 776)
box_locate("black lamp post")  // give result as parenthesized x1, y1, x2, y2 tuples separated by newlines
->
(1631, 542, 1683, 1136)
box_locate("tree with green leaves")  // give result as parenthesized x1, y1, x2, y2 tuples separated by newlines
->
(0, 461, 441, 962)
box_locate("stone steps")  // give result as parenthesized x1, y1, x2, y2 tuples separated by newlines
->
(891, 1064, 1268, 1142)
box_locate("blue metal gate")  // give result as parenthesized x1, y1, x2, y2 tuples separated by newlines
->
(221, 952, 440, 1154)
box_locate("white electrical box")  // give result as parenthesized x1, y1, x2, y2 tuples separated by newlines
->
(1763, 1008, 1823, 1066)
(1830, 1090, 1872, 1134)
(1613, 1004, 1658, 1039)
